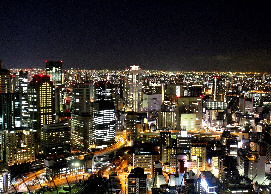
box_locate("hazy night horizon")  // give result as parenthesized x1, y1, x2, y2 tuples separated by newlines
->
(1, 0, 271, 72)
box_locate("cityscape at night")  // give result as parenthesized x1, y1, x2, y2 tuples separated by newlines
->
(0, 63, 271, 193)
(1, 0, 271, 194)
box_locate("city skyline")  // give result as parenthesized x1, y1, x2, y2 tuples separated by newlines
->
(1, 65, 271, 192)
(1, 0, 271, 72)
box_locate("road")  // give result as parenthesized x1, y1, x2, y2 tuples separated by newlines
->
(10, 132, 128, 193)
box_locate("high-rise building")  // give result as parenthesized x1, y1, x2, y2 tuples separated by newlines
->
(28, 75, 54, 145)
(124, 65, 142, 112)
(92, 81, 114, 102)
(127, 167, 147, 194)
(92, 102, 115, 147)
(0, 93, 21, 130)
(177, 97, 203, 131)
(164, 84, 184, 103)
(0, 68, 12, 93)
(191, 145, 207, 171)
(125, 112, 147, 146)
(45, 60, 63, 86)
(18, 70, 30, 127)
(212, 76, 224, 101)
(4, 128, 35, 166)
(133, 151, 159, 176)
(142, 94, 162, 113)
(41, 123, 70, 156)
(91, 81, 116, 147)
(71, 83, 91, 114)
(71, 113, 93, 151)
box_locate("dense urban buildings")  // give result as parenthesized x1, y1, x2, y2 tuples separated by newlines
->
(1, 61, 271, 193)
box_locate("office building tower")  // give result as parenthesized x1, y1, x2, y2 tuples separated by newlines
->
(71, 83, 91, 114)
(0, 93, 21, 130)
(177, 97, 203, 131)
(188, 85, 202, 97)
(0, 68, 12, 93)
(28, 75, 54, 142)
(93, 81, 114, 102)
(18, 70, 30, 127)
(45, 60, 63, 86)
(239, 97, 253, 115)
(125, 112, 147, 146)
(160, 132, 172, 162)
(41, 123, 70, 156)
(91, 81, 116, 147)
(124, 65, 142, 112)
(153, 162, 166, 188)
(142, 94, 162, 113)
(212, 76, 224, 101)
(199, 171, 218, 194)
(71, 113, 93, 151)
(176, 131, 191, 154)
(133, 151, 159, 176)
(92, 102, 115, 147)
(127, 167, 147, 194)
(191, 145, 207, 171)
(158, 101, 177, 130)
(4, 128, 35, 166)
(164, 84, 184, 103)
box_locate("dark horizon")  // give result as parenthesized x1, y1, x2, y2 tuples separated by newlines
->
(1, 0, 271, 72)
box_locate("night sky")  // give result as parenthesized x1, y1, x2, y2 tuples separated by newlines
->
(1, 0, 271, 71)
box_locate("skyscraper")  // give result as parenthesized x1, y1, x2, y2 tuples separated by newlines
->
(28, 75, 54, 142)
(91, 81, 116, 147)
(124, 65, 142, 112)
(0, 66, 12, 93)
(4, 128, 35, 166)
(127, 167, 147, 194)
(41, 122, 70, 156)
(71, 83, 91, 114)
(18, 70, 30, 127)
(0, 93, 21, 130)
(45, 60, 63, 86)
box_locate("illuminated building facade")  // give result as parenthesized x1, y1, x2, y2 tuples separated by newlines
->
(133, 151, 159, 176)
(191, 146, 207, 171)
(91, 81, 116, 147)
(18, 70, 30, 127)
(204, 101, 228, 128)
(71, 83, 91, 114)
(28, 75, 54, 152)
(142, 94, 162, 112)
(127, 167, 147, 194)
(125, 65, 142, 112)
(4, 128, 35, 166)
(92, 102, 115, 147)
(45, 60, 63, 86)
(199, 171, 218, 194)
(41, 123, 70, 156)
(0, 68, 12, 93)
(71, 113, 93, 151)
(0, 93, 21, 131)
(177, 97, 203, 131)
